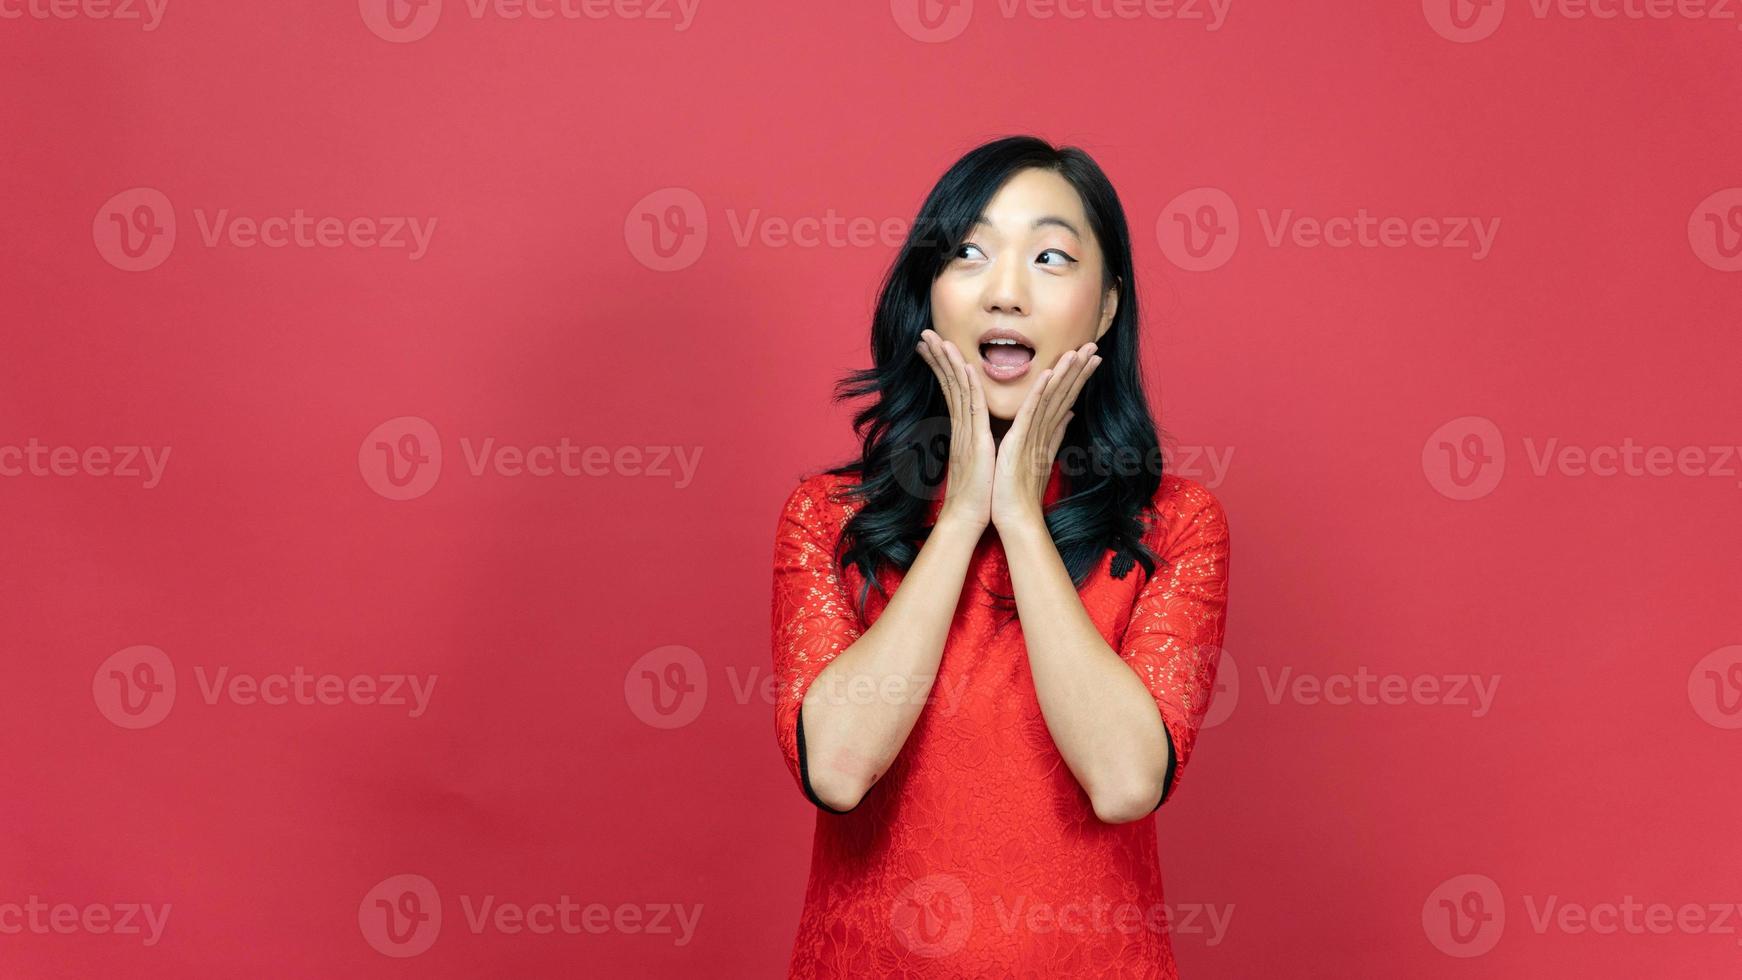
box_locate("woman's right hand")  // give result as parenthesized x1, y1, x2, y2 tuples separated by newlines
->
(915, 329, 995, 532)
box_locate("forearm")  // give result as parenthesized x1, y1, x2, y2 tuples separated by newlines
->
(1000, 516, 1169, 824)
(799, 515, 983, 811)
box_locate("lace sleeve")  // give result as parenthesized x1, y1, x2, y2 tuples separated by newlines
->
(770, 478, 866, 812)
(1118, 482, 1232, 812)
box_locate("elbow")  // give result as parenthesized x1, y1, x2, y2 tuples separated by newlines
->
(796, 703, 872, 813)
(807, 766, 870, 813)
(1090, 778, 1164, 825)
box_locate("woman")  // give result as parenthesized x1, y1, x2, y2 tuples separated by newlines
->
(771, 135, 1231, 978)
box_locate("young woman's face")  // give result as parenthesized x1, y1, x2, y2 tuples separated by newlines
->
(929, 167, 1119, 424)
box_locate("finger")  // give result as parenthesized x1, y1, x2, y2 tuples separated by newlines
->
(916, 333, 948, 390)
(964, 349, 989, 443)
(915, 337, 942, 383)
(943, 342, 982, 477)
(1047, 410, 1073, 466)
(1031, 350, 1077, 440)
(919, 336, 972, 466)
(1041, 344, 1098, 437)
(1005, 364, 1052, 449)
(1051, 347, 1100, 433)
(947, 336, 984, 429)
(912, 341, 954, 410)
(938, 338, 971, 432)
(1026, 365, 1074, 483)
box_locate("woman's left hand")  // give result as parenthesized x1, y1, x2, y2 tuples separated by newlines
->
(990, 341, 1102, 532)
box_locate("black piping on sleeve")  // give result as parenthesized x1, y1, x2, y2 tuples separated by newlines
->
(797, 702, 859, 814)
(1151, 722, 1179, 813)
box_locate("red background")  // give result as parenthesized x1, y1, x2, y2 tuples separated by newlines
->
(3, 1, 1740, 976)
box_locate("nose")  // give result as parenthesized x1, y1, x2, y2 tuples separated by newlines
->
(982, 250, 1029, 317)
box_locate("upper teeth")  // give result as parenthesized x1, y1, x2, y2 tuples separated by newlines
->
(985, 338, 1025, 346)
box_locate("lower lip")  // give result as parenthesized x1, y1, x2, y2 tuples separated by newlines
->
(980, 353, 1033, 383)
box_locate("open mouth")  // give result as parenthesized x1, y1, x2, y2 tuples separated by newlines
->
(979, 338, 1035, 381)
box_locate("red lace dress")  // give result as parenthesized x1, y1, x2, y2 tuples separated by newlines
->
(771, 462, 1232, 979)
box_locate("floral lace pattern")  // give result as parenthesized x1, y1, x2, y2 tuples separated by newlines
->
(771, 468, 1231, 978)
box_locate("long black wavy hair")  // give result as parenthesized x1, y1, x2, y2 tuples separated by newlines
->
(822, 135, 1169, 629)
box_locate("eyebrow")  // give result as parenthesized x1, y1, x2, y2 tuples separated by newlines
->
(972, 213, 1082, 241)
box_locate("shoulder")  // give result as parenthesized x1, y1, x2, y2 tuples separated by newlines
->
(778, 470, 863, 531)
(1147, 473, 1231, 557)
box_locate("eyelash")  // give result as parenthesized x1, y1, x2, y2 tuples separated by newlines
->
(955, 243, 1075, 265)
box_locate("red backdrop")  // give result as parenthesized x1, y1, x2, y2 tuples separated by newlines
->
(3, 1, 1740, 976)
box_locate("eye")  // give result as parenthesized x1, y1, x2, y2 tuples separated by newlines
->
(1038, 248, 1076, 266)
(954, 243, 985, 260)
